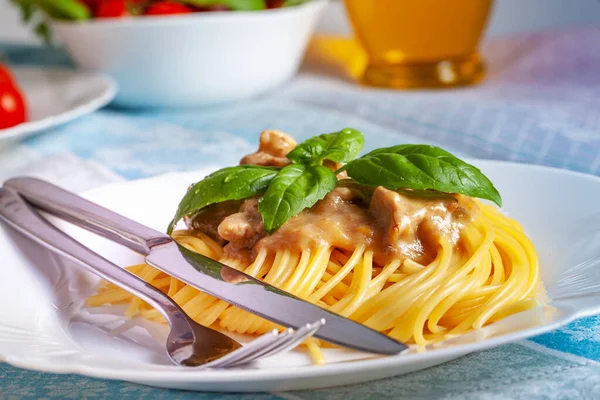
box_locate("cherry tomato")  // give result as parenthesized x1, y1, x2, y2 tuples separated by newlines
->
(0, 65, 17, 88)
(194, 5, 230, 12)
(144, 1, 194, 15)
(0, 85, 27, 130)
(96, 0, 128, 17)
(266, 0, 285, 8)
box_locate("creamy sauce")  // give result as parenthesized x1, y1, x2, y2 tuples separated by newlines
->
(186, 130, 478, 266)
(188, 183, 477, 266)
(187, 200, 244, 244)
(256, 184, 476, 265)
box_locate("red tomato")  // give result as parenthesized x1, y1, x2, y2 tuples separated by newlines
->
(0, 65, 17, 88)
(96, 0, 128, 17)
(144, 1, 194, 15)
(266, 0, 285, 8)
(0, 85, 27, 130)
(194, 5, 230, 12)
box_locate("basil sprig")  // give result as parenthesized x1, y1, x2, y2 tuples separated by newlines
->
(287, 128, 364, 165)
(340, 144, 502, 206)
(169, 129, 362, 232)
(169, 129, 502, 235)
(259, 164, 337, 233)
(167, 165, 279, 233)
(9, 0, 91, 43)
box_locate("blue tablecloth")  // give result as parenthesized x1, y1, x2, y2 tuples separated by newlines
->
(2, 28, 600, 399)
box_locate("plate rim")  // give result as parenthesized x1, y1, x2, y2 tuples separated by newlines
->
(2, 159, 600, 387)
(0, 66, 117, 142)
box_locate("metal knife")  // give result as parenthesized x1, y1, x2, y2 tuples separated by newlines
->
(3, 177, 407, 355)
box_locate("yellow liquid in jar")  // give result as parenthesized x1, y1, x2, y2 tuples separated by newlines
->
(344, 0, 493, 88)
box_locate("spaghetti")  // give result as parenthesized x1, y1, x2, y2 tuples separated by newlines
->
(87, 129, 543, 364)
(88, 200, 542, 363)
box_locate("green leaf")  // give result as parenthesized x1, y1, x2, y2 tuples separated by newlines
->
(182, 0, 266, 10)
(19, 2, 34, 21)
(35, 21, 52, 45)
(167, 165, 279, 234)
(259, 164, 337, 233)
(343, 144, 502, 206)
(9, 0, 90, 44)
(283, 0, 310, 6)
(287, 128, 364, 165)
(228, 0, 265, 9)
(9, 0, 36, 24)
(41, 0, 91, 20)
(9, 0, 50, 43)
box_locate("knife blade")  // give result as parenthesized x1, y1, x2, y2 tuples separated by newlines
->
(147, 242, 407, 354)
(5, 177, 407, 355)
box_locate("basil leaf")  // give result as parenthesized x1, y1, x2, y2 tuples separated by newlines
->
(182, 0, 266, 10)
(287, 128, 364, 165)
(228, 0, 265, 9)
(259, 164, 337, 233)
(41, 0, 91, 20)
(167, 165, 279, 233)
(283, 0, 309, 6)
(343, 144, 502, 206)
(34, 22, 52, 45)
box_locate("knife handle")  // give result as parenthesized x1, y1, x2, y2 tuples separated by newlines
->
(5, 177, 171, 256)
(0, 187, 181, 321)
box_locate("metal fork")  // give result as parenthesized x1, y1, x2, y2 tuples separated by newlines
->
(0, 187, 322, 368)
(206, 319, 324, 368)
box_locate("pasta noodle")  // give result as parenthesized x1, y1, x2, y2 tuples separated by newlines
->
(88, 199, 543, 363)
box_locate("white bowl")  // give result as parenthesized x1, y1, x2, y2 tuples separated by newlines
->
(52, 1, 328, 108)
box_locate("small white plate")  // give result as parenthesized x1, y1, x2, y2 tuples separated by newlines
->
(1, 161, 600, 392)
(0, 67, 116, 148)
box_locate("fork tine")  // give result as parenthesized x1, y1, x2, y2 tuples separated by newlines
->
(203, 319, 326, 369)
(257, 319, 325, 359)
(203, 329, 280, 369)
(211, 329, 292, 369)
(220, 329, 295, 367)
(225, 319, 325, 368)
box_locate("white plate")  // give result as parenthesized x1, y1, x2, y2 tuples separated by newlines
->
(0, 67, 116, 148)
(1, 160, 600, 392)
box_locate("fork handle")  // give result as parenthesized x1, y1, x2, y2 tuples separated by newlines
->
(5, 177, 171, 256)
(0, 187, 182, 323)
